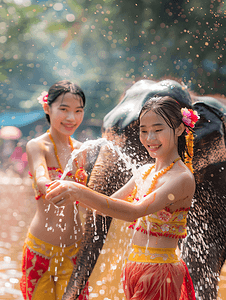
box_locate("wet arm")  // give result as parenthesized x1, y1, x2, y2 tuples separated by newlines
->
(46, 178, 138, 221)
(26, 139, 51, 195)
(78, 186, 143, 221)
(119, 172, 194, 218)
(47, 172, 194, 221)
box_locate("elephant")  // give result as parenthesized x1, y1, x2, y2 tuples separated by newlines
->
(62, 79, 226, 300)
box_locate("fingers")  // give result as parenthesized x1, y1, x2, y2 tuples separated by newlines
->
(46, 180, 61, 190)
(46, 184, 65, 200)
(51, 193, 68, 206)
(45, 180, 81, 203)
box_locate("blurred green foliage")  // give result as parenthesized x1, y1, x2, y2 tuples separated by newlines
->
(0, 0, 226, 117)
(0, 2, 44, 80)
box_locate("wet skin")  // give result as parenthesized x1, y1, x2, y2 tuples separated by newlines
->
(27, 92, 86, 247)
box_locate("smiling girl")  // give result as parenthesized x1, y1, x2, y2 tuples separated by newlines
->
(46, 96, 198, 300)
(20, 80, 89, 300)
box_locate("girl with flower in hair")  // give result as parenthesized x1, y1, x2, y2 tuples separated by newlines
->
(46, 95, 198, 300)
(20, 80, 89, 300)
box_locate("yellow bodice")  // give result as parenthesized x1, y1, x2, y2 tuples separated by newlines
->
(128, 207, 189, 239)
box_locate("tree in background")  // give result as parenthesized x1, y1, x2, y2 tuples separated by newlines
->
(1, 0, 225, 117)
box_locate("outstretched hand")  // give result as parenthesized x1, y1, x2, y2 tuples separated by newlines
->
(46, 180, 81, 206)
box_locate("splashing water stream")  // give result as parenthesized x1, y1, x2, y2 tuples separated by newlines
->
(59, 138, 139, 248)
(61, 137, 138, 181)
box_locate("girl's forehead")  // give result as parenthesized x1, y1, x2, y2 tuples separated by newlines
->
(140, 110, 166, 126)
(55, 92, 83, 106)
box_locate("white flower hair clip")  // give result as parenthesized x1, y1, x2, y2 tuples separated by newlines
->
(37, 91, 48, 107)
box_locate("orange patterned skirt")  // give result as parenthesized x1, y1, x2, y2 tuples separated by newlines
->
(122, 245, 196, 300)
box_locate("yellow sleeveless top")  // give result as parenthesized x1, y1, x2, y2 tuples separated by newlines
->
(128, 207, 189, 239)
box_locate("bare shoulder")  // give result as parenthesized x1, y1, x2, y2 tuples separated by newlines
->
(26, 133, 49, 155)
(173, 166, 196, 194)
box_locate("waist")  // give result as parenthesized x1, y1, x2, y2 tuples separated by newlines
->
(128, 244, 179, 264)
(25, 231, 82, 258)
(132, 231, 179, 249)
(29, 209, 83, 246)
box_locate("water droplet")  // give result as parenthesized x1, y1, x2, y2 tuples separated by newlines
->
(168, 194, 175, 201)
(166, 278, 171, 283)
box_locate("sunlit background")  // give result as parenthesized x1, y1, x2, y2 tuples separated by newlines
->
(0, 0, 226, 298)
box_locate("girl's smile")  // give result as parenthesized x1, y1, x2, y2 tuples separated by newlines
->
(62, 123, 77, 131)
(148, 144, 161, 151)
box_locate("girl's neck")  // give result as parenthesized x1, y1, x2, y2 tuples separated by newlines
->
(154, 152, 180, 172)
(48, 127, 70, 145)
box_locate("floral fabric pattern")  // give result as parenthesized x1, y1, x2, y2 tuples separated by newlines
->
(128, 207, 189, 239)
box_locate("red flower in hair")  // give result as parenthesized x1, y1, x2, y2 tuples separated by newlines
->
(181, 108, 199, 128)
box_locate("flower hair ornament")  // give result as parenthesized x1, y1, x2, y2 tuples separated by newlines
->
(37, 91, 48, 107)
(181, 107, 199, 129)
(181, 108, 199, 173)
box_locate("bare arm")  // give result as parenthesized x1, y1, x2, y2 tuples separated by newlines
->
(46, 172, 195, 222)
(26, 139, 51, 195)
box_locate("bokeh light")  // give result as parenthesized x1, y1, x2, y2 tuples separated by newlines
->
(0, 0, 226, 298)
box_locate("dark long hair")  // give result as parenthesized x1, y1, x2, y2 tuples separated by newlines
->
(139, 96, 190, 162)
(45, 80, 86, 123)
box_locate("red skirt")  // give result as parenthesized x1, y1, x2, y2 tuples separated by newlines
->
(122, 245, 195, 300)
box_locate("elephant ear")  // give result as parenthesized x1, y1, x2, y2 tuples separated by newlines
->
(103, 78, 192, 133)
(181, 96, 226, 299)
(193, 97, 226, 145)
(192, 97, 226, 174)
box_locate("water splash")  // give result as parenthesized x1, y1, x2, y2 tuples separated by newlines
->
(61, 137, 138, 180)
